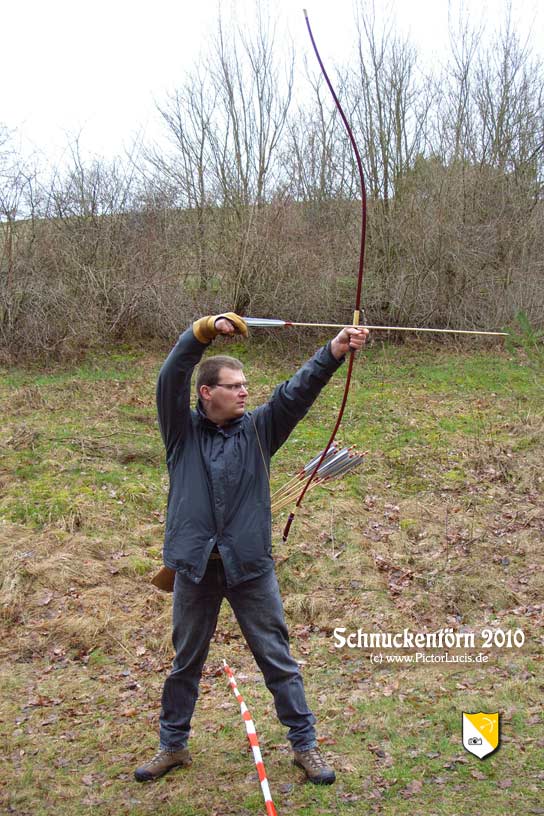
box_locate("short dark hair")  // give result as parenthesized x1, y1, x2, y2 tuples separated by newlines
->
(196, 355, 244, 395)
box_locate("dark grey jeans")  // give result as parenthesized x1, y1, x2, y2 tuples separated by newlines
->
(159, 559, 317, 752)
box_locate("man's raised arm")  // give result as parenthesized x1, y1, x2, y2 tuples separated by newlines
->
(156, 312, 248, 461)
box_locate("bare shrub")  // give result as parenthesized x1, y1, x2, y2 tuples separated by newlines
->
(1, 4, 543, 362)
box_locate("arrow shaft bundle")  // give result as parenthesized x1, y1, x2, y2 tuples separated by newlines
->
(270, 445, 366, 514)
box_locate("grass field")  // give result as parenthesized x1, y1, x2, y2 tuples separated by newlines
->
(1, 335, 543, 816)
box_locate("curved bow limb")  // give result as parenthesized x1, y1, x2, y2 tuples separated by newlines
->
(282, 10, 368, 542)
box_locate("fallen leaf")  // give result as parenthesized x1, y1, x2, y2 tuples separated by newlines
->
(339, 792, 362, 801)
(81, 796, 104, 806)
(368, 744, 386, 758)
(400, 778, 423, 797)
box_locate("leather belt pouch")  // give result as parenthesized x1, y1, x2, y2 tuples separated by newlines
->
(150, 566, 176, 592)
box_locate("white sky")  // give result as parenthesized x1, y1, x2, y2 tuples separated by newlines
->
(2, 0, 542, 167)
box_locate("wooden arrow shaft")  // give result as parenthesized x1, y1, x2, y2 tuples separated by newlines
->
(283, 321, 508, 337)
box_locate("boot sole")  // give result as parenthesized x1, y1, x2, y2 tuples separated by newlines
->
(293, 759, 336, 785)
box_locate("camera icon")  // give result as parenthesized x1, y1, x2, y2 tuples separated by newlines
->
(468, 737, 483, 746)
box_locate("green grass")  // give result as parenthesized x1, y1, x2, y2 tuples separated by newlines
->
(1, 338, 543, 815)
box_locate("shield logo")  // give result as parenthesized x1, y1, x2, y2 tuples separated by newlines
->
(462, 712, 500, 758)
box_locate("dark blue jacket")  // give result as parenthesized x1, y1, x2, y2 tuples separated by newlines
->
(156, 327, 344, 587)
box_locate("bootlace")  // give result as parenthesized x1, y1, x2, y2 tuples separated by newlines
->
(148, 749, 167, 766)
(306, 748, 327, 768)
(148, 748, 177, 767)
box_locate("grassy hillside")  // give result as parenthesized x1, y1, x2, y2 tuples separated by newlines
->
(1, 336, 542, 815)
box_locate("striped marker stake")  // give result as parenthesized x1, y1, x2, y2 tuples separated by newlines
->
(222, 660, 278, 816)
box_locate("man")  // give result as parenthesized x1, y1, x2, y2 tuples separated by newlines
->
(135, 312, 368, 785)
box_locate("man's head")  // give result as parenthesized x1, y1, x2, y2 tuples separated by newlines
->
(196, 355, 248, 426)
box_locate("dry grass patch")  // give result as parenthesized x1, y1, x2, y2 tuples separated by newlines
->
(0, 522, 172, 663)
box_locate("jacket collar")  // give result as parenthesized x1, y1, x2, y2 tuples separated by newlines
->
(196, 400, 246, 436)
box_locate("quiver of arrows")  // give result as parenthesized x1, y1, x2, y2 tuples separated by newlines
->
(270, 443, 366, 514)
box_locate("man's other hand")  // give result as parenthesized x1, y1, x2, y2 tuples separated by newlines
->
(330, 326, 369, 360)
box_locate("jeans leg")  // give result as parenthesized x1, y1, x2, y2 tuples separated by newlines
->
(226, 569, 317, 752)
(159, 563, 223, 750)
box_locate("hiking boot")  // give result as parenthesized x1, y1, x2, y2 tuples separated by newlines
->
(134, 747, 192, 782)
(293, 747, 336, 785)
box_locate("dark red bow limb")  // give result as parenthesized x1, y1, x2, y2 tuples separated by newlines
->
(282, 11, 368, 542)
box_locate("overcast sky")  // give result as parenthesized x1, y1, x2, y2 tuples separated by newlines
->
(3, 0, 542, 166)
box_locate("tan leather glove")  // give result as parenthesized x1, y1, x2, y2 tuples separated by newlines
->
(192, 312, 249, 343)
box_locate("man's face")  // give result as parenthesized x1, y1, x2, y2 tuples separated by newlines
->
(200, 367, 248, 425)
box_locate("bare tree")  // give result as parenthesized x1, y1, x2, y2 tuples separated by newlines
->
(350, 0, 430, 204)
(284, 62, 357, 204)
(209, 6, 294, 209)
(474, 11, 544, 188)
(147, 70, 219, 290)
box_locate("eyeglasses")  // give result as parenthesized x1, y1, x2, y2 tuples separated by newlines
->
(214, 382, 248, 392)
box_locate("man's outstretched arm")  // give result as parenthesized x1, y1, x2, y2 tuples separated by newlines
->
(255, 326, 369, 456)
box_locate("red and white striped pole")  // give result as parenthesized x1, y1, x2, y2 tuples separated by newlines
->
(222, 660, 278, 816)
